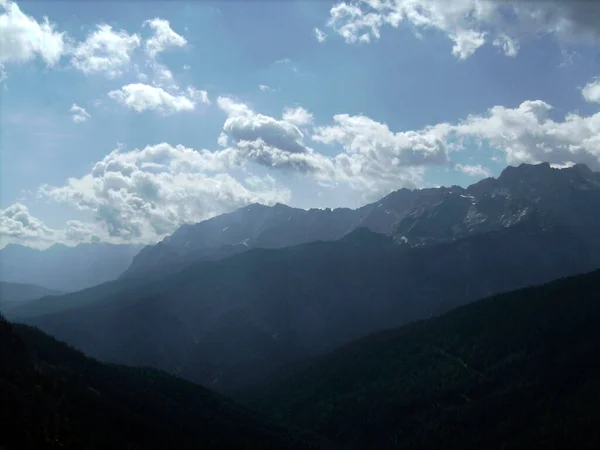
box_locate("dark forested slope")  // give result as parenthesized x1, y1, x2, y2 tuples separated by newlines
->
(0, 315, 330, 450)
(244, 269, 600, 450)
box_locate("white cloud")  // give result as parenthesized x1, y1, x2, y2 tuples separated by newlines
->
(582, 78, 600, 103)
(0, 0, 66, 70)
(324, 0, 600, 59)
(144, 18, 187, 58)
(218, 97, 309, 154)
(0, 202, 55, 245)
(108, 83, 209, 114)
(232, 138, 337, 177)
(492, 33, 520, 58)
(0, 202, 123, 249)
(37, 143, 290, 242)
(315, 27, 327, 42)
(71, 24, 140, 78)
(259, 84, 271, 91)
(282, 106, 314, 128)
(451, 29, 486, 60)
(452, 99, 600, 169)
(70, 103, 91, 123)
(217, 98, 427, 195)
(313, 113, 451, 167)
(217, 132, 229, 147)
(455, 164, 491, 177)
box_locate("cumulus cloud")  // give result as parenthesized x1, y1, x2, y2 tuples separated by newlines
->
(324, 0, 600, 59)
(70, 103, 91, 123)
(218, 97, 309, 154)
(582, 78, 600, 103)
(144, 18, 187, 58)
(313, 113, 451, 167)
(452, 99, 600, 169)
(0, 0, 66, 77)
(455, 164, 491, 178)
(311, 94, 600, 180)
(37, 143, 291, 241)
(233, 139, 336, 176)
(108, 83, 209, 114)
(71, 24, 141, 78)
(0, 203, 55, 244)
(217, 98, 429, 195)
(0, 1, 193, 87)
(0, 202, 107, 248)
(282, 106, 314, 127)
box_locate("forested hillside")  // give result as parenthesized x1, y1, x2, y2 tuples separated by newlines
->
(243, 269, 600, 449)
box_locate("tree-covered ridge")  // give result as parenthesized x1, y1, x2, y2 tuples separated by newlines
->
(243, 268, 600, 450)
(0, 315, 332, 450)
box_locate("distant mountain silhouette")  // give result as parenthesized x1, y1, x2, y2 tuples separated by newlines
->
(0, 242, 143, 292)
(242, 268, 600, 449)
(0, 281, 62, 315)
(0, 314, 332, 449)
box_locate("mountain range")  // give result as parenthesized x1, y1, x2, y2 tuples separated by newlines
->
(11, 224, 600, 391)
(122, 162, 600, 278)
(0, 242, 143, 292)
(9, 163, 600, 392)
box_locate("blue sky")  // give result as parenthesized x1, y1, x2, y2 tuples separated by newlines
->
(1, 0, 600, 247)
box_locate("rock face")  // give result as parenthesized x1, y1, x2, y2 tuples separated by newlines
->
(393, 162, 600, 245)
(121, 191, 423, 278)
(123, 163, 600, 278)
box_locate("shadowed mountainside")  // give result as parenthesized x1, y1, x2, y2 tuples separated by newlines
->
(242, 268, 600, 450)
(12, 218, 600, 392)
(0, 314, 333, 450)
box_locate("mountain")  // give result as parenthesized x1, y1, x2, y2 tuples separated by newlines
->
(0, 314, 331, 449)
(242, 268, 600, 450)
(0, 282, 62, 315)
(13, 218, 600, 392)
(0, 242, 144, 292)
(393, 162, 600, 245)
(122, 162, 600, 278)
(121, 190, 423, 278)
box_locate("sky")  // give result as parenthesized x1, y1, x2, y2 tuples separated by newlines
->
(1, 0, 600, 248)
